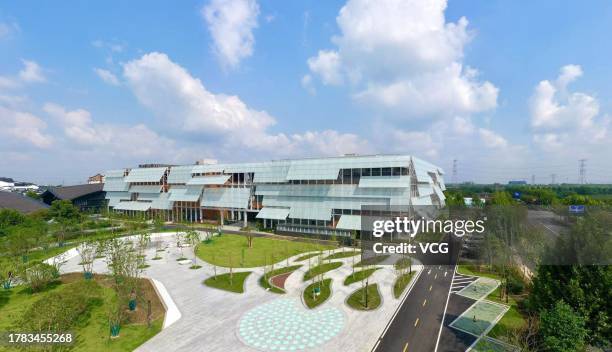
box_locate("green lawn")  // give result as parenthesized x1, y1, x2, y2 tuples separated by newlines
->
(325, 250, 360, 260)
(393, 272, 415, 298)
(195, 234, 333, 268)
(303, 278, 332, 309)
(354, 255, 390, 267)
(259, 265, 302, 294)
(0, 275, 163, 351)
(203, 271, 252, 293)
(394, 257, 412, 270)
(294, 252, 321, 262)
(344, 267, 380, 286)
(303, 262, 343, 281)
(347, 284, 381, 310)
(457, 264, 502, 280)
(486, 287, 526, 340)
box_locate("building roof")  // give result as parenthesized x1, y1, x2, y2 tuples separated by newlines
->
(0, 191, 49, 213)
(44, 183, 104, 200)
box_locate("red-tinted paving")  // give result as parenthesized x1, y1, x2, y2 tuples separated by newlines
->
(270, 272, 293, 290)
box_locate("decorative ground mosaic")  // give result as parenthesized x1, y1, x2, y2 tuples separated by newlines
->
(456, 277, 499, 300)
(450, 300, 508, 336)
(238, 298, 344, 351)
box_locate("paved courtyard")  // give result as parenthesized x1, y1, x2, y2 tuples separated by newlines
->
(55, 232, 422, 352)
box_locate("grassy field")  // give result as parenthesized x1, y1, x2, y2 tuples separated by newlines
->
(303, 262, 343, 281)
(294, 252, 321, 262)
(0, 274, 163, 352)
(486, 287, 526, 339)
(344, 267, 380, 286)
(354, 255, 390, 267)
(259, 265, 302, 294)
(393, 272, 415, 298)
(203, 271, 252, 293)
(303, 278, 332, 309)
(196, 234, 334, 268)
(324, 250, 360, 260)
(347, 284, 381, 310)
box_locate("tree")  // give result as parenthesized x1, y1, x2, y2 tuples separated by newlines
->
(185, 229, 201, 267)
(176, 232, 186, 260)
(48, 200, 81, 245)
(489, 191, 514, 205)
(0, 209, 26, 237)
(77, 242, 96, 279)
(104, 238, 141, 335)
(539, 301, 587, 352)
(136, 232, 151, 268)
(243, 226, 254, 248)
(25, 190, 41, 200)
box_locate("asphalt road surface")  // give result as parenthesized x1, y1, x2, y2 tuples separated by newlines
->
(373, 264, 455, 352)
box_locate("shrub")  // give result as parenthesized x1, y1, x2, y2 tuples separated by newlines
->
(20, 280, 101, 332)
(22, 262, 59, 292)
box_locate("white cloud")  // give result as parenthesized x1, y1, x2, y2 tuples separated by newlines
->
(530, 64, 599, 131)
(91, 39, 125, 53)
(43, 102, 185, 160)
(123, 52, 369, 158)
(93, 68, 120, 86)
(301, 74, 315, 95)
(529, 64, 609, 163)
(202, 0, 259, 69)
(18, 60, 46, 83)
(0, 60, 46, 89)
(305, 0, 498, 118)
(307, 50, 343, 85)
(0, 106, 53, 148)
(478, 128, 508, 148)
(123, 52, 274, 135)
(0, 21, 19, 40)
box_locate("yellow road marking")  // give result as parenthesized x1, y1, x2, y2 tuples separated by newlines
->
(423, 299, 427, 307)
(429, 285, 432, 291)
(403, 342, 409, 352)
(414, 318, 419, 327)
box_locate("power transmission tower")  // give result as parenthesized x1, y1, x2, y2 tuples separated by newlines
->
(550, 174, 556, 185)
(579, 159, 587, 184)
(531, 174, 535, 185)
(452, 159, 458, 185)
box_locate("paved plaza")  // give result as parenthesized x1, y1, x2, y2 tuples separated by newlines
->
(54, 232, 422, 352)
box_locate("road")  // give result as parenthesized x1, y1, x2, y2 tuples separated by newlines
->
(373, 264, 455, 352)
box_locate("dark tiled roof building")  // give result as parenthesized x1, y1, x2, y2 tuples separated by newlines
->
(41, 183, 106, 212)
(0, 191, 49, 214)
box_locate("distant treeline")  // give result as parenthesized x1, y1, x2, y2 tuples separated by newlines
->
(446, 184, 612, 206)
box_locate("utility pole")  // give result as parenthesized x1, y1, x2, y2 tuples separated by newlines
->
(452, 159, 458, 185)
(579, 159, 587, 184)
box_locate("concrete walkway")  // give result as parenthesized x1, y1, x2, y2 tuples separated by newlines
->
(54, 233, 422, 352)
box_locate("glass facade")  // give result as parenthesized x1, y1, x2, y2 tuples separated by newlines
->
(103, 155, 445, 237)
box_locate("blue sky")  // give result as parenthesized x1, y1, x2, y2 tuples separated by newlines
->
(1, 0, 611, 185)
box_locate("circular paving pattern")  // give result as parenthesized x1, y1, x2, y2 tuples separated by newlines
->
(238, 298, 344, 351)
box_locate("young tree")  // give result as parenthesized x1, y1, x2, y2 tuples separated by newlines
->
(48, 200, 81, 246)
(243, 226, 254, 248)
(105, 238, 141, 335)
(185, 229, 201, 268)
(77, 242, 96, 279)
(137, 232, 151, 268)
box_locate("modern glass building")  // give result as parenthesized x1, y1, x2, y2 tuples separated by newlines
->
(103, 155, 446, 237)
